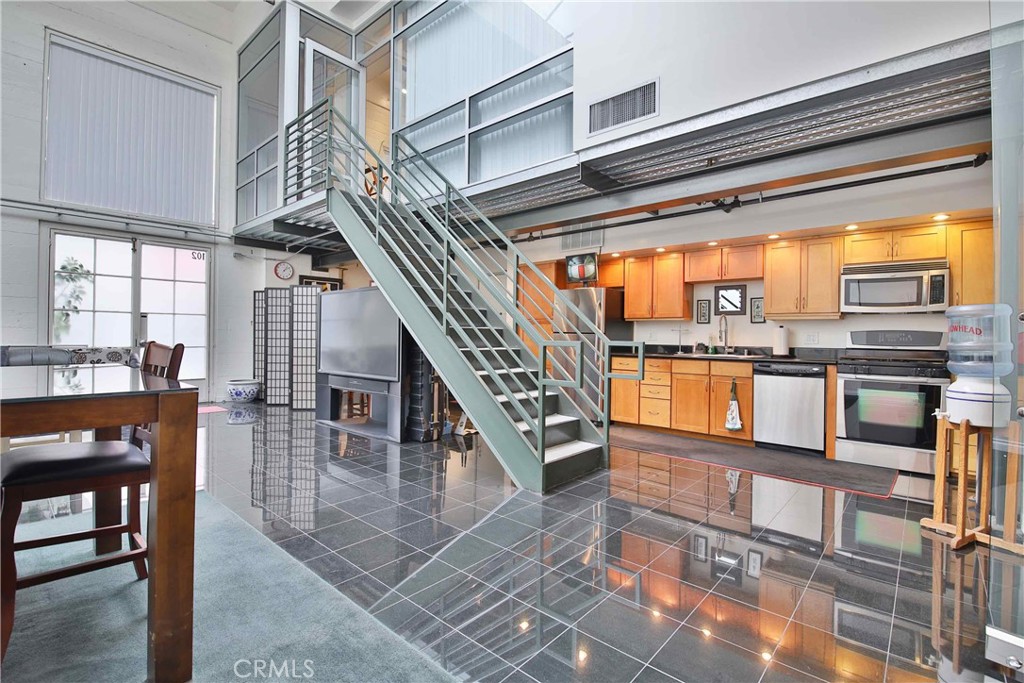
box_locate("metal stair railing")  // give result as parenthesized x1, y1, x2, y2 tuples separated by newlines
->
(284, 99, 605, 464)
(388, 132, 646, 440)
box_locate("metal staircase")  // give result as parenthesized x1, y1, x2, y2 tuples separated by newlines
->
(283, 99, 644, 492)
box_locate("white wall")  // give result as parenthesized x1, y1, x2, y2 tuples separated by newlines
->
(572, 1, 990, 150)
(0, 1, 272, 401)
(517, 159, 992, 349)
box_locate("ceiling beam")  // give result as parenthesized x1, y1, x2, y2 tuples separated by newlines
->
(312, 249, 357, 268)
(232, 236, 331, 258)
(272, 220, 346, 243)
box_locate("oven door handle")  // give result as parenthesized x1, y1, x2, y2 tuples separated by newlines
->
(838, 373, 950, 386)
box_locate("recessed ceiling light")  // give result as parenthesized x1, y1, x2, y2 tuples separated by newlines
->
(933, 213, 950, 221)
(519, 620, 529, 631)
(767, 234, 780, 240)
(611, 252, 621, 258)
(577, 649, 588, 664)
(761, 652, 773, 662)
(708, 241, 718, 246)
(655, 247, 666, 253)
(845, 224, 858, 231)
(701, 628, 712, 638)
(401, 88, 408, 95)
(651, 610, 661, 619)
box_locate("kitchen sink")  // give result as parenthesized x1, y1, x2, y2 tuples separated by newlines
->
(672, 353, 763, 359)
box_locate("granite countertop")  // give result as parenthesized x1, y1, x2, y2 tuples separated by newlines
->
(615, 345, 840, 365)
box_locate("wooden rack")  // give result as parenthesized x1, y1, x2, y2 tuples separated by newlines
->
(922, 417, 1022, 555)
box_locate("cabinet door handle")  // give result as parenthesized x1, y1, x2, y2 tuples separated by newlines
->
(794, 296, 799, 310)
(886, 242, 891, 257)
(894, 242, 900, 257)
(802, 296, 807, 310)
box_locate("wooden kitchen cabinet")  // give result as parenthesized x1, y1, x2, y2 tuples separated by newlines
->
(685, 245, 764, 282)
(709, 375, 753, 441)
(517, 260, 565, 320)
(765, 237, 842, 319)
(624, 256, 653, 319)
(948, 221, 994, 306)
(685, 249, 722, 282)
(760, 568, 836, 667)
(598, 258, 624, 288)
(639, 397, 671, 428)
(671, 374, 710, 433)
(652, 252, 690, 318)
(843, 226, 946, 265)
(625, 254, 692, 319)
(611, 377, 640, 423)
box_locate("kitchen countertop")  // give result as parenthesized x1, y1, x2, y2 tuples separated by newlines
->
(614, 345, 840, 365)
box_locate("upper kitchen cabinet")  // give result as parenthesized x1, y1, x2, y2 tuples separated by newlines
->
(597, 258, 624, 288)
(948, 221, 994, 306)
(517, 260, 566, 320)
(684, 245, 764, 282)
(625, 254, 693, 319)
(843, 226, 946, 264)
(764, 237, 842, 319)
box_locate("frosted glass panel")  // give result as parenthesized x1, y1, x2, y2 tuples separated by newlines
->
(256, 171, 278, 217)
(423, 140, 466, 187)
(403, 103, 464, 152)
(94, 276, 131, 311)
(179, 347, 206, 380)
(146, 314, 174, 343)
(95, 239, 132, 276)
(395, 1, 572, 125)
(175, 282, 206, 314)
(174, 249, 207, 283)
(94, 312, 132, 346)
(53, 311, 93, 346)
(141, 245, 175, 280)
(55, 234, 94, 272)
(469, 96, 572, 183)
(237, 182, 255, 224)
(141, 279, 174, 313)
(470, 51, 573, 127)
(175, 315, 206, 346)
(356, 12, 390, 60)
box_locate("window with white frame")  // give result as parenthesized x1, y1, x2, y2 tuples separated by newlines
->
(43, 34, 218, 226)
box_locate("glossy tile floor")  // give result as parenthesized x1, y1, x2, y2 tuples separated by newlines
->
(198, 406, 1020, 683)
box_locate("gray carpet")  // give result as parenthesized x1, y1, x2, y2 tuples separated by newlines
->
(611, 425, 898, 498)
(1, 493, 455, 683)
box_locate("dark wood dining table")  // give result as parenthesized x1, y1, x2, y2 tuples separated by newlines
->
(1, 368, 199, 682)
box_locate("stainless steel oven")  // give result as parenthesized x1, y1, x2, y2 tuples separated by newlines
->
(840, 261, 949, 314)
(835, 600, 939, 671)
(836, 372, 948, 475)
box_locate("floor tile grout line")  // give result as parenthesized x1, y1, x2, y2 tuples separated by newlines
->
(881, 496, 911, 683)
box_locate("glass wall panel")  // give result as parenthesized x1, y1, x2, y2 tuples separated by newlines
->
(394, 1, 572, 126)
(239, 11, 281, 75)
(238, 45, 280, 159)
(356, 12, 391, 60)
(423, 139, 466, 188)
(469, 95, 572, 183)
(394, 0, 438, 32)
(403, 103, 464, 152)
(470, 51, 572, 127)
(300, 11, 352, 57)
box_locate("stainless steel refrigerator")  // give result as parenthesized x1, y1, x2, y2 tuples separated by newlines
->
(551, 288, 634, 421)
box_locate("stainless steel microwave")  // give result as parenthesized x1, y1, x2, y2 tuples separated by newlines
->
(840, 260, 949, 314)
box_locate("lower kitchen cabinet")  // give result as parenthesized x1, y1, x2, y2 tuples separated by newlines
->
(639, 397, 671, 428)
(671, 374, 709, 432)
(709, 375, 754, 441)
(611, 377, 640, 423)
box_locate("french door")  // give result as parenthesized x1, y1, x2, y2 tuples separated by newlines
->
(48, 227, 210, 400)
(304, 38, 364, 129)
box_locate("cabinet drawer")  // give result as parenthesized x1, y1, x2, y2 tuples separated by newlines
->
(612, 356, 639, 372)
(638, 452, 671, 471)
(671, 359, 709, 375)
(611, 486, 639, 505)
(639, 398, 671, 427)
(640, 384, 671, 399)
(645, 358, 673, 373)
(638, 480, 671, 500)
(669, 499, 705, 522)
(641, 371, 671, 386)
(610, 446, 639, 472)
(709, 361, 753, 378)
(638, 465, 671, 486)
(610, 473, 637, 491)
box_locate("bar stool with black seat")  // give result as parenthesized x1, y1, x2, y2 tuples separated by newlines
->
(0, 341, 184, 659)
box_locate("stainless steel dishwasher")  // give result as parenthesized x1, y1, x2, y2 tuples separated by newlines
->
(753, 362, 826, 454)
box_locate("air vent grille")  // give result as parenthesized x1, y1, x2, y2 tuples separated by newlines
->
(842, 259, 948, 275)
(589, 81, 657, 134)
(561, 223, 604, 252)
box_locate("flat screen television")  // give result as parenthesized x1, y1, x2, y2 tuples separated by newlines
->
(318, 287, 402, 382)
(566, 253, 599, 284)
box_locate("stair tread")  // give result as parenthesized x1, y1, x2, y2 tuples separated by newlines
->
(476, 368, 528, 376)
(493, 389, 556, 403)
(544, 440, 602, 464)
(513, 413, 578, 431)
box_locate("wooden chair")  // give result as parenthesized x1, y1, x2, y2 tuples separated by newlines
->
(0, 341, 184, 659)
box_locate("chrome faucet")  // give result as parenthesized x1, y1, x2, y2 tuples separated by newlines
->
(718, 316, 732, 352)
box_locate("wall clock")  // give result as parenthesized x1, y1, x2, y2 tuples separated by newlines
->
(273, 261, 294, 280)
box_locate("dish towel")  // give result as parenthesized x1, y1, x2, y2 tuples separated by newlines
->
(724, 377, 743, 432)
(726, 469, 740, 515)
